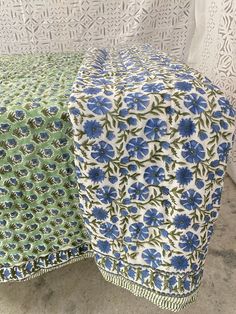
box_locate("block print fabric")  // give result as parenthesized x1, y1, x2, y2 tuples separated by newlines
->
(0, 53, 92, 282)
(68, 45, 235, 311)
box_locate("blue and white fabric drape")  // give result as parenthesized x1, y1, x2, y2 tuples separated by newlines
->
(68, 45, 235, 311)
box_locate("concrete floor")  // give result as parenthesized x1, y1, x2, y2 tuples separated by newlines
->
(0, 176, 235, 314)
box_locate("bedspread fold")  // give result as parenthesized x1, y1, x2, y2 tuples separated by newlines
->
(68, 45, 235, 311)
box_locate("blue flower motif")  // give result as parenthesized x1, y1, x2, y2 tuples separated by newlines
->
(87, 96, 112, 115)
(119, 108, 129, 117)
(142, 249, 162, 268)
(15, 110, 25, 120)
(206, 204, 213, 211)
(218, 97, 235, 117)
(173, 214, 191, 230)
(0, 107, 6, 114)
(69, 107, 80, 116)
(97, 240, 111, 253)
(179, 232, 200, 252)
(69, 95, 77, 102)
(175, 81, 192, 92)
(91, 141, 114, 163)
(118, 121, 128, 130)
(127, 267, 136, 279)
(162, 198, 170, 208)
(0, 123, 10, 133)
(171, 255, 189, 271)
(163, 94, 171, 101)
(176, 73, 194, 80)
(211, 160, 220, 167)
(163, 244, 170, 251)
(220, 120, 228, 130)
(212, 187, 222, 205)
(182, 140, 205, 163)
(83, 87, 101, 95)
(170, 64, 183, 70)
(127, 117, 137, 126)
(144, 166, 165, 185)
(212, 111, 222, 118)
(178, 118, 196, 137)
(144, 208, 164, 227)
(126, 137, 149, 159)
(183, 279, 191, 291)
(127, 75, 145, 83)
(168, 276, 177, 288)
(154, 275, 163, 289)
(106, 131, 115, 141)
(161, 141, 170, 149)
(3, 268, 11, 280)
(163, 156, 173, 164)
(180, 189, 202, 210)
(196, 87, 205, 94)
(129, 206, 138, 213)
(122, 198, 131, 205)
(211, 123, 220, 133)
(121, 209, 129, 217)
(216, 169, 224, 176)
(96, 186, 117, 204)
(144, 118, 167, 140)
(128, 164, 137, 172)
(84, 120, 103, 138)
(111, 216, 118, 223)
(198, 131, 208, 141)
(129, 222, 149, 240)
(105, 258, 112, 270)
(208, 172, 215, 181)
(88, 167, 105, 183)
(119, 168, 128, 175)
(100, 222, 119, 239)
(165, 106, 175, 115)
(161, 187, 169, 195)
(142, 83, 165, 93)
(208, 225, 214, 240)
(128, 182, 149, 201)
(176, 167, 193, 185)
(184, 93, 207, 114)
(109, 176, 118, 184)
(217, 142, 230, 162)
(120, 156, 130, 164)
(141, 269, 149, 283)
(124, 92, 150, 111)
(92, 78, 112, 85)
(196, 179, 204, 189)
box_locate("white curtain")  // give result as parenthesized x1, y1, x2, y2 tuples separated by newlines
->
(0, 0, 194, 61)
(188, 0, 236, 183)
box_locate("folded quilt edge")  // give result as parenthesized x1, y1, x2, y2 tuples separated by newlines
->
(99, 268, 199, 312)
(0, 252, 94, 283)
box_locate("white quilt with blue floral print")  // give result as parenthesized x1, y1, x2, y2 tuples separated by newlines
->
(68, 45, 235, 311)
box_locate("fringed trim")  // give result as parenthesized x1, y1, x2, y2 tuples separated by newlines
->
(99, 268, 199, 312)
(2, 252, 94, 283)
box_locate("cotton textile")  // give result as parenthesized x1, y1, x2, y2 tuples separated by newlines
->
(188, 0, 236, 183)
(0, 53, 91, 281)
(68, 45, 235, 311)
(0, 0, 194, 61)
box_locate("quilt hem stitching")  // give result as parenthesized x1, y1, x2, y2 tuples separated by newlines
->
(99, 267, 199, 312)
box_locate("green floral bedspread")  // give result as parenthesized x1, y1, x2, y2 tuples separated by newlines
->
(0, 53, 91, 281)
